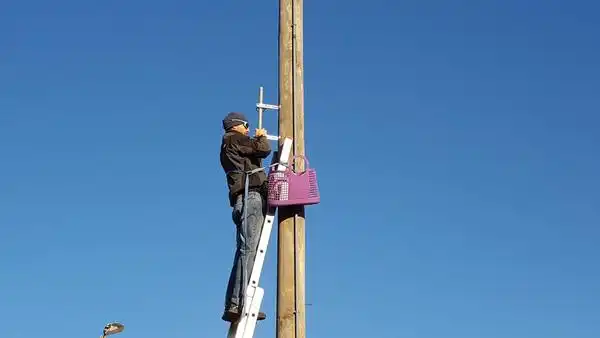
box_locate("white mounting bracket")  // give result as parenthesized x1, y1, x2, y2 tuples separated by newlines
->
(256, 86, 280, 141)
(257, 103, 280, 110)
(227, 137, 293, 338)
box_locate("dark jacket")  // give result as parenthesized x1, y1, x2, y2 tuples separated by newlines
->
(220, 131, 272, 206)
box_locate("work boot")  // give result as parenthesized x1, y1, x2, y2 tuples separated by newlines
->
(222, 305, 266, 322)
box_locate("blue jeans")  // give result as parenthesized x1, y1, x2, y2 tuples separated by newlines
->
(225, 191, 265, 309)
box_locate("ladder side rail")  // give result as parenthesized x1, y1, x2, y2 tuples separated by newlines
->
(246, 137, 292, 288)
(240, 287, 264, 338)
(229, 286, 265, 338)
(238, 138, 292, 326)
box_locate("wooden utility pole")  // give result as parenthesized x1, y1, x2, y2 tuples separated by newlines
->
(277, 0, 305, 337)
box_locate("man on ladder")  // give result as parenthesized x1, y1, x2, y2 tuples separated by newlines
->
(219, 112, 270, 323)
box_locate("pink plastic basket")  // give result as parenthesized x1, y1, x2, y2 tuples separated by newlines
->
(267, 155, 320, 207)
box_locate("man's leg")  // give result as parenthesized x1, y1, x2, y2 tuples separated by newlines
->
(223, 196, 243, 308)
(223, 191, 267, 322)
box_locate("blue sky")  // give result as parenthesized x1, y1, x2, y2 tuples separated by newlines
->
(1, 0, 599, 337)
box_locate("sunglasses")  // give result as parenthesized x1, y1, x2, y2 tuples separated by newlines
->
(231, 119, 249, 128)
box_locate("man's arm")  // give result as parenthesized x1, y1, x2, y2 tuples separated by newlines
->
(237, 134, 271, 158)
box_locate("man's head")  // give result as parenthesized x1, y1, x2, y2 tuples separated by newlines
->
(222, 112, 249, 135)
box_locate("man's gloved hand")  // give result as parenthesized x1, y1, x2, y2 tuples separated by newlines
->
(255, 128, 267, 137)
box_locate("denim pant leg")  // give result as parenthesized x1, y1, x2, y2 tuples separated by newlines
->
(225, 191, 265, 309)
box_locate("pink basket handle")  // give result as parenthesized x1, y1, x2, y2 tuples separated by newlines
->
(290, 155, 311, 171)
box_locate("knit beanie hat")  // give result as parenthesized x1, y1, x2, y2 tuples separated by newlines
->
(222, 112, 248, 130)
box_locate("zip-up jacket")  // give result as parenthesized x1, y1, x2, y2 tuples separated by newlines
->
(220, 131, 272, 207)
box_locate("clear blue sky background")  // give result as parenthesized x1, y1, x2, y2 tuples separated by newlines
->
(1, 1, 599, 337)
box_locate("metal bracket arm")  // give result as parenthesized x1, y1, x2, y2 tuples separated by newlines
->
(256, 103, 280, 110)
